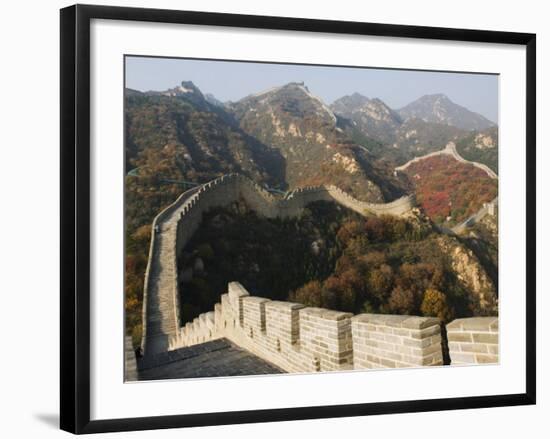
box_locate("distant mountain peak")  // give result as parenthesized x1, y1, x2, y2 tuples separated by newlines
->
(330, 94, 402, 143)
(331, 94, 396, 113)
(238, 81, 337, 125)
(398, 94, 495, 131)
(161, 80, 204, 98)
(144, 80, 212, 110)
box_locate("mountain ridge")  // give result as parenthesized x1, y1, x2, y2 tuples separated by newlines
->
(397, 93, 495, 131)
(227, 82, 404, 202)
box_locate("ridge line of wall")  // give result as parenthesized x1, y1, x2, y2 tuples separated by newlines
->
(395, 141, 498, 179)
(141, 173, 415, 355)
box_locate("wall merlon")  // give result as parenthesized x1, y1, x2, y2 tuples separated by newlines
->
(242, 296, 270, 333)
(446, 316, 499, 365)
(228, 281, 251, 299)
(299, 307, 353, 370)
(352, 312, 443, 369)
(265, 301, 304, 346)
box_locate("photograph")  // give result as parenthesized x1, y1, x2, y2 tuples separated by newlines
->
(124, 57, 499, 381)
(0, 0, 542, 436)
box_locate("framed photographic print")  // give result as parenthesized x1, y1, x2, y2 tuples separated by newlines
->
(60, 4, 536, 434)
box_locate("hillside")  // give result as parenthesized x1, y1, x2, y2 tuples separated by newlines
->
(228, 82, 405, 202)
(455, 126, 499, 173)
(124, 80, 500, 344)
(124, 83, 287, 231)
(330, 93, 402, 144)
(178, 199, 497, 323)
(402, 155, 498, 225)
(390, 118, 465, 162)
(331, 93, 490, 166)
(125, 83, 286, 343)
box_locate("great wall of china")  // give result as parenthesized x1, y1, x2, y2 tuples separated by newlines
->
(136, 172, 498, 377)
(395, 141, 498, 180)
(141, 173, 414, 355)
(165, 281, 498, 373)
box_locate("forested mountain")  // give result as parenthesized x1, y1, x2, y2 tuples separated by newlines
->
(330, 92, 496, 166)
(455, 126, 499, 173)
(124, 80, 499, 344)
(402, 155, 498, 225)
(179, 200, 497, 325)
(124, 83, 288, 232)
(228, 82, 404, 202)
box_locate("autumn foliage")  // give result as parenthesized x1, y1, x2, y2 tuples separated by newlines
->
(404, 155, 497, 224)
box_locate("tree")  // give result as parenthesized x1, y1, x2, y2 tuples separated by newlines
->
(324, 269, 364, 312)
(345, 235, 370, 257)
(388, 285, 416, 315)
(292, 280, 323, 307)
(336, 220, 363, 246)
(421, 288, 453, 322)
(368, 264, 393, 303)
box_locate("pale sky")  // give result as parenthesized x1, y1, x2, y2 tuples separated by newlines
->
(125, 56, 499, 123)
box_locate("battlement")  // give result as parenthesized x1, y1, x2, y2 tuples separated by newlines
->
(141, 174, 416, 355)
(168, 282, 498, 373)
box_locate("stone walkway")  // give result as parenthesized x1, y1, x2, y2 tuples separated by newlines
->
(143, 187, 201, 355)
(137, 338, 283, 380)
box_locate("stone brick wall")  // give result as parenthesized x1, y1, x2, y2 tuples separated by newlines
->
(141, 173, 415, 354)
(140, 186, 202, 354)
(324, 186, 414, 216)
(351, 314, 443, 368)
(142, 174, 500, 372)
(169, 282, 498, 372)
(446, 317, 499, 365)
(168, 282, 446, 372)
(300, 308, 354, 371)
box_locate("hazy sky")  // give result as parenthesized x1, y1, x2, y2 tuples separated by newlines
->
(125, 56, 499, 123)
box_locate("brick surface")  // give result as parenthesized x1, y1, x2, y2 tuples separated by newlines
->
(446, 317, 499, 365)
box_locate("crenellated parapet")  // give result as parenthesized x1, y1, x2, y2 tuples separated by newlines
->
(141, 174, 415, 355)
(168, 282, 498, 372)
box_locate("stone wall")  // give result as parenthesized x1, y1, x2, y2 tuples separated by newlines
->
(141, 174, 414, 355)
(140, 186, 201, 354)
(451, 197, 498, 235)
(141, 173, 500, 369)
(446, 317, 499, 365)
(168, 282, 447, 372)
(169, 283, 498, 372)
(352, 314, 443, 368)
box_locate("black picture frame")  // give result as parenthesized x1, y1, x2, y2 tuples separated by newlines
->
(60, 4, 536, 434)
